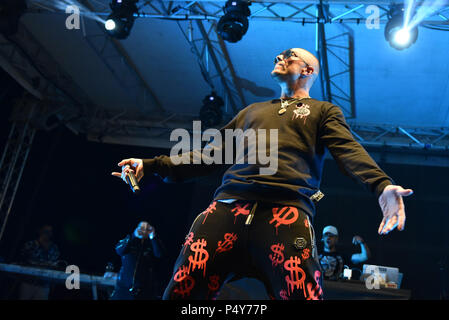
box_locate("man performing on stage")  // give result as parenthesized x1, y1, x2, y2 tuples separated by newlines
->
(112, 48, 413, 300)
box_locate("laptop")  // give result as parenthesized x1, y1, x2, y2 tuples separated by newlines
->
(362, 264, 402, 288)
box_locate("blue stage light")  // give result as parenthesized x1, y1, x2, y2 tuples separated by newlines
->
(385, 5, 418, 50)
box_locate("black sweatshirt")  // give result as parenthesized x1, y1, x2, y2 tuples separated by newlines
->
(143, 98, 393, 218)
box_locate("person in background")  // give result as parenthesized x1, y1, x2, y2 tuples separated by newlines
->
(110, 221, 164, 300)
(319, 225, 371, 280)
(18, 224, 60, 299)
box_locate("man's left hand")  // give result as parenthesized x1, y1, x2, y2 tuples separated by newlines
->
(378, 185, 413, 235)
(148, 226, 156, 240)
(352, 235, 364, 245)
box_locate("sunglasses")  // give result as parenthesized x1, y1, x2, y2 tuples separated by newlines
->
(274, 49, 308, 66)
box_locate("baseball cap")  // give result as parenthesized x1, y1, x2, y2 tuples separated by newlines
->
(323, 225, 338, 236)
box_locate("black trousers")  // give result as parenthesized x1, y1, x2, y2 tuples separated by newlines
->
(163, 200, 324, 300)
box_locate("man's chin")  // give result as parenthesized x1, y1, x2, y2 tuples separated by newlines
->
(271, 70, 285, 80)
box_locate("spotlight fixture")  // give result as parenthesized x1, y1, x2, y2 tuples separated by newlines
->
(0, 0, 27, 36)
(199, 92, 224, 128)
(105, 0, 138, 39)
(217, 0, 251, 43)
(384, 5, 418, 50)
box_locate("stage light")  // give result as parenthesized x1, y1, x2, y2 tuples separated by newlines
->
(394, 28, 411, 46)
(105, 19, 116, 31)
(217, 0, 251, 43)
(104, 0, 138, 39)
(384, 5, 418, 50)
(200, 92, 224, 128)
(0, 0, 27, 36)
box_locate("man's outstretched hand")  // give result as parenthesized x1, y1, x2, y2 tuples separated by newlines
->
(378, 185, 413, 235)
(111, 158, 144, 184)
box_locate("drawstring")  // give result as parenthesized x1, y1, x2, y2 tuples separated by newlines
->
(245, 202, 258, 225)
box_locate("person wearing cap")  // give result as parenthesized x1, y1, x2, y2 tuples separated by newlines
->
(319, 225, 371, 280)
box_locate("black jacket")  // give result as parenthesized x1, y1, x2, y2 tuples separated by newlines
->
(115, 233, 163, 290)
(142, 99, 393, 218)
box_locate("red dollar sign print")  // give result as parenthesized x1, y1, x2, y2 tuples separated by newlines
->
(301, 248, 310, 261)
(173, 265, 195, 298)
(201, 201, 217, 224)
(306, 270, 323, 300)
(188, 238, 209, 277)
(269, 206, 299, 235)
(183, 232, 194, 254)
(279, 289, 289, 300)
(269, 243, 285, 267)
(231, 203, 250, 224)
(208, 274, 220, 292)
(215, 233, 238, 255)
(284, 256, 306, 297)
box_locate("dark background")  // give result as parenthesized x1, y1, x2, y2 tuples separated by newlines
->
(0, 68, 448, 299)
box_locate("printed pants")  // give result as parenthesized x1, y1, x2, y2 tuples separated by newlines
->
(163, 200, 324, 300)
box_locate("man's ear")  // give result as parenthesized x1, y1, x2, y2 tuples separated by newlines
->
(305, 66, 315, 76)
(300, 66, 314, 79)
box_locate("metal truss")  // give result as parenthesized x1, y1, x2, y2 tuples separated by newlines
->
(83, 112, 449, 146)
(317, 2, 355, 118)
(157, 0, 246, 116)
(79, 112, 449, 167)
(348, 122, 449, 150)
(0, 98, 37, 243)
(125, 1, 449, 25)
(347, 122, 449, 168)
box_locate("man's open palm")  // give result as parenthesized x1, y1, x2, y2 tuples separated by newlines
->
(378, 185, 413, 235)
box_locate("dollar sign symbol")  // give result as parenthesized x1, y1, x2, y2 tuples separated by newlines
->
(301, 248, 310, 261)
(202, 201, 217, 224)
(269, 207, 299, 235)
(216, 233, 238, 254)
(280, 289, 289, 300)
(183, 232, 194, 254)
(269, 243, 285, 267)
(208, 274, 220, 292)
(284, 256, 306, 297)
(173, 265, 195, 298)
(306, 270, 323, 300)
(188, 238, 209, 277)
(174, 265, 189, 282)
(231, 203, 250, 224)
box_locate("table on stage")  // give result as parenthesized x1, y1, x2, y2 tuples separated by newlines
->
(0, 263, 116, 300)
(218, 278, 411, 300)
(322, 279, 411, 300)
(1, 263, 411, 300)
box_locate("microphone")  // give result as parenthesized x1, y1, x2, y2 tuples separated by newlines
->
(125, 171, 141, 194)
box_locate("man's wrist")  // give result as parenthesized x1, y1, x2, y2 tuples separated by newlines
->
(376, 180, 394, 199)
